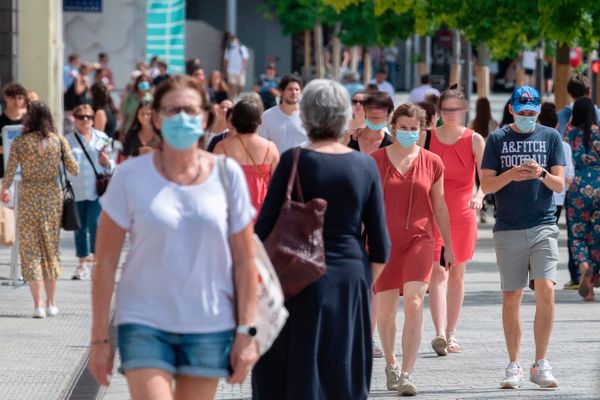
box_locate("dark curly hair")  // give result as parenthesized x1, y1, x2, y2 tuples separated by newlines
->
(23, 101, 55, 138)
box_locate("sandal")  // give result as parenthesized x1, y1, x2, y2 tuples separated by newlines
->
(447, 337, 463, 353)
(578, 268, 593, 299)
(431, 336, 447, 356)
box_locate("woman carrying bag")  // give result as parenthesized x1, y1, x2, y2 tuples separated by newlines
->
(67, 104, 113, 280)
(1, 101, 79, 318)
(252, 79, 390, 400)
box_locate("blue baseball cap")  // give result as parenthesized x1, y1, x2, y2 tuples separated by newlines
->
(511, 85, 541, 113)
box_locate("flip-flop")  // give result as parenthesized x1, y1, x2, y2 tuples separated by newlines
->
(578, 268, 593, 298)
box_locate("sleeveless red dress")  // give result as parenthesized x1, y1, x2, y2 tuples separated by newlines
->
(429, 127, 478, 264)
(224, 145, 272, 216)
(371, 148, 444, 295)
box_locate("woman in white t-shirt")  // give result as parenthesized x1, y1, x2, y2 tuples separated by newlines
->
(88, 76, 259, 399)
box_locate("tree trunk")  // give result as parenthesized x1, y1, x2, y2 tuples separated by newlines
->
(303, 30, 311, 82)
(535, 41, 544, 93)
(314, 22, 324, 79)
(332, 23, 341, 81)
(364, 48, 372, 83)
(477, 43, 490, 98)
(417, 35, 428, 81)
(555, 43, 570, 109)
(450, 30, 461, 86)
(596, 45, 600, 107)
(350, 46, 359, 72)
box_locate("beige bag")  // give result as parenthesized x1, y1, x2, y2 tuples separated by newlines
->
(0, 206, 15, 246)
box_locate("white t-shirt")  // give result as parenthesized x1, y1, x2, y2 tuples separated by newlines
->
(553, 141, 574, 206)
(367, 79, 395, 98)
(522, 50, 536, 70)
(224, 44, 249, 76)
(258, 106, 308, 153)
(101, 154, 255, 333)
(408, 84, 441, 104)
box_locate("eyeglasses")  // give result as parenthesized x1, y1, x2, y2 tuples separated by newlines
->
(351, 99, 364, 106)
(161, 106, 202, 117)
(440, 107, 466, 113)
(74, 115, 93, 121)
(514, 96, 541, 106)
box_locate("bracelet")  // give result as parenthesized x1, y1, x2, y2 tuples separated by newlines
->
(91, 338, 110, 345)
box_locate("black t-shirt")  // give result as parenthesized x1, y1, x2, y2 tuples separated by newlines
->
(0, 113, 23, 177)
(152, 74, 170, 87)
(122, 130, 162, 157)
(347, 132, 394, 151)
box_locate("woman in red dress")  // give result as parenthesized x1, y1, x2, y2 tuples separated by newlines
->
(214, 100, 279, 215)
(423, 87, 486, 355)
(372, 103, 455, 396)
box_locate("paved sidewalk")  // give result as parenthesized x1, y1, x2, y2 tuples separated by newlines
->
(0, 220, 598, 399)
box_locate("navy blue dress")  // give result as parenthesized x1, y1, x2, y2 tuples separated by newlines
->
(252, 148, 390, 400)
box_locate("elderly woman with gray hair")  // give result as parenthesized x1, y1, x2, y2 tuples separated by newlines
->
(252, 79, 390, 399)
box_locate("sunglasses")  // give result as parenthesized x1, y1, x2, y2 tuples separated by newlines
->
(514, 96, 541, 106)
(74, 115, 93, 121)
(351, 99, 364, 105)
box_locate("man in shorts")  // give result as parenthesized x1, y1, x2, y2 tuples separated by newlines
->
(480, 85, 565, 390)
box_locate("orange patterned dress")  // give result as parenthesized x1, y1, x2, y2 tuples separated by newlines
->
(3, 132, 79, 280)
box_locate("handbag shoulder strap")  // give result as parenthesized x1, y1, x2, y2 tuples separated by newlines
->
(74, 132, 100, 178)
(58, 137, 68, 190)
(217, 156, 231, 232)
(286, 147, 304, 203)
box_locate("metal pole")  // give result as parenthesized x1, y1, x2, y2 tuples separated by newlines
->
(225, 0, 236, 36)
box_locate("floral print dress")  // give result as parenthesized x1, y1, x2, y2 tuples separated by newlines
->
(566, 128, 600, 277)
(3, 132, 79, 280)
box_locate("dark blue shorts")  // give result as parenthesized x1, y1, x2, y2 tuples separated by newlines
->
(117, 323, 234, 378)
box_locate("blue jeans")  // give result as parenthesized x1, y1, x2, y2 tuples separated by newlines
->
(74, 199, 102, 258)
(118, 323, 234, 377)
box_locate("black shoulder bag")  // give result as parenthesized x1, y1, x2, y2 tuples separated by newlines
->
(59, 139, 81, 231)
(74, 133, 112, 196)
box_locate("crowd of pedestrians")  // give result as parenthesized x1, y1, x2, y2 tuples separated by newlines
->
(0, 42, 597, 399)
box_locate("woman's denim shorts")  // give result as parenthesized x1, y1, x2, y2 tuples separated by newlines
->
(117, 323, 234, 378)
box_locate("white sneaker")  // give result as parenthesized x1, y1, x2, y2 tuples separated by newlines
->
(398, 371, 418, 396)
(33, 308, 46, 318)
(530, 359, 559, 388)
(501, 362, 524, 389)
(385, 363, 400, 391)
(72, 264, 89, 280)
(46, 305, 59, 317)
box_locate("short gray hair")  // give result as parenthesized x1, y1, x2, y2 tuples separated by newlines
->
(300, 79, 351, 141)
(237, 91, 264, 114)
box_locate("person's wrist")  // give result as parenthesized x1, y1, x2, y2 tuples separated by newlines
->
(538, 169, 547, 180)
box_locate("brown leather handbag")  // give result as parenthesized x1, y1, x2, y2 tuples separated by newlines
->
(263, 147, 328, 300)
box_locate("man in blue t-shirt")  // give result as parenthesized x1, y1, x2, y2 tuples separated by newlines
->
(481, 86, 565, 391)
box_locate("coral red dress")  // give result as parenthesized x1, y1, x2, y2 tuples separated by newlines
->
(428, 127, 478, 264)
(372, 147, 444, 295)
(224, 145, 272, 215)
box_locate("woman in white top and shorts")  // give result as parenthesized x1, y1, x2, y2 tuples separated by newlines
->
(88, 75, 259, 399)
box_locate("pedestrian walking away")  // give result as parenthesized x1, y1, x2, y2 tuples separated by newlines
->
(214, 100, 280, 216)
(258, 74, 307, 153)
(424, 86, 486, 356)
(565, 97, 600, 302)
(372, 103, 455, 396)
(1, 101, 80, 318)
(66, 104, 113, 280)
(88, 76, 259, 399)
(252, 79, 390, 400)
(480, 85, 566, 390)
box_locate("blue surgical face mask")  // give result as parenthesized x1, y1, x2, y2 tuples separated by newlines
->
(514, 115, 536, 133)
(138, 81, 150, 91)
(395, 130, 420, 148)
(161, 112, 204, 150)
(365, 119, 387, 131)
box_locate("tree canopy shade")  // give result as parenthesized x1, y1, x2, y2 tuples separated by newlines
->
(323, 0, 600, 58)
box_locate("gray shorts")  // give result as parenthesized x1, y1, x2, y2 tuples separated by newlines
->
(493, 224, 560, 292)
